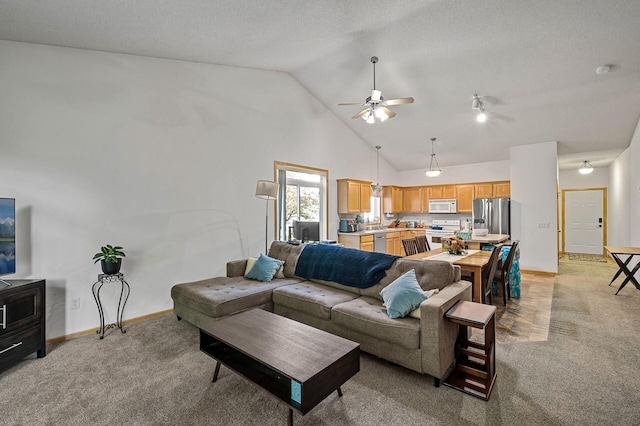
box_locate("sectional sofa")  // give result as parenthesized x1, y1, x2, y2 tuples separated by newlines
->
(171, 241, 471, 385)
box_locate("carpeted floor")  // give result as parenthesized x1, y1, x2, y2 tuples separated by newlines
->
(1, 258, 638, 425)
(566, 253, 608, 262)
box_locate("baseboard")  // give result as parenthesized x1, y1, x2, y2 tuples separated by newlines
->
(45, 309, 174, 345)
(520, 269, 557, 276)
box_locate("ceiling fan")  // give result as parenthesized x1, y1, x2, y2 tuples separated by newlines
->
(339, 56, 414, 124)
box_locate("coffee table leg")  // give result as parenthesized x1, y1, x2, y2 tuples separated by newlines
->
(212, 361, 221, 383)
(288, 408, 293, 426)
(337, 387, 343, 397)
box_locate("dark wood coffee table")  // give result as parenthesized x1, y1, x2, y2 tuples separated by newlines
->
(199, 309, 360, 425)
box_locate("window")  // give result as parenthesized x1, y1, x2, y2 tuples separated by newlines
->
(275, 162, 328, 241)
(362, 196, 381, 224)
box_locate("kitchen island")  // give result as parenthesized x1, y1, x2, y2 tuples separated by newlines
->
(464, 234, 510, 250)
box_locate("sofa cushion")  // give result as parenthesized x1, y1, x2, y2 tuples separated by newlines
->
(331, 296, 421, 349)
(171, 276, 300, 318)
(272, 281, 359, 320)
(380, 269, 427, 319)
(245, 254, 284, 282)
(360, 258, 456, 300)
(245, 257, 285, 279)
(268, 241, 305, 278)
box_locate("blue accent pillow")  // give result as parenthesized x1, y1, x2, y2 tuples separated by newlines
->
(246, 254, 285, 282)
(380, 269, 427, 319)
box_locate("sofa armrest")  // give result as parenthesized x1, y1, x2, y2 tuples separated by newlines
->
(418, 280, 472, 380)
(227, 259, 248, 277)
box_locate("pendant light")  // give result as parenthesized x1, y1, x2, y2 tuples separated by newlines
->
(579, 160, 594, 175)
(425, 138, 441, 177)
(371, 146, 383, 197)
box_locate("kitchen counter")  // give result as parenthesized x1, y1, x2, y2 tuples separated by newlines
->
(337, 227, 426, 236)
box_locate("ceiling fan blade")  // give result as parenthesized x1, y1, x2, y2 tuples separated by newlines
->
(381, 106, 396, 118)
(338, 102, 366, 106)
(384, 97, 415, 106)
(351, 108, 369, 119)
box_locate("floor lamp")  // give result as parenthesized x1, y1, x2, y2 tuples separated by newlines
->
(255, 180, 279, 254)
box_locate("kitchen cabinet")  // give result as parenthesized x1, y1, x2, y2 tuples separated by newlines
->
(428, 185, 457, 199)
(383, 186, 403, 213)
(337, 233, 374, 251)
(402, 187, 422, 213)
(386, 232, 404, 256)
(493, 182, 510, 197)
(456, 184, 474, 213)
(337, 179, 371, 214)
(473, 181, 510, 198)
(475, 183, 494, 198)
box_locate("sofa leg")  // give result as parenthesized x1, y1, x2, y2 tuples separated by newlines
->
(434, 378, 441, 387)
(176, 316, 182, 321)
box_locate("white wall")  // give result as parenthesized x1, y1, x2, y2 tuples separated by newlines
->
(608, 149, 631, 247)
(629, 118, 640, 246)
(397, 160, 510, 186)
(0, 41, 387, 338)
(510, 141, 559, 273)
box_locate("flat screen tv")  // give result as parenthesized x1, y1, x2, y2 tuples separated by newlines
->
(0, 198, 16, 277)
(293, 220, 320, 243)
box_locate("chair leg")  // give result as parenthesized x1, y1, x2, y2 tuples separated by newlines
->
(502, 281, 508, 305)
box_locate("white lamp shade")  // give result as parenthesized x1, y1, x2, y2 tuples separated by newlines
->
(255, 180, 278, 200)
(579, 161, 594, 175)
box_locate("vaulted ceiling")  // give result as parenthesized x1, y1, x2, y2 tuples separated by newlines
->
(1, 0, 639, 171)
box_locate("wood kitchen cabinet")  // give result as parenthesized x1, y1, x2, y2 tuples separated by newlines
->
(402, 187, 422, 213)
(456, 184, 474, 213)
(428, 185, 457, 199)
(337, 233, 374, 251)
(493, 182, 510, 197)
(337, 179, 371, 214)
(386, 232, 401, 256)
(383, 186, 403, 213)
(474, 181, 510, 198)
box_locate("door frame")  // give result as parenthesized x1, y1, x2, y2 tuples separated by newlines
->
(561, 187, 607, 255)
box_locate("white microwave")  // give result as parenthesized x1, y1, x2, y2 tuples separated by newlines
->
(428, 199, 457, 214)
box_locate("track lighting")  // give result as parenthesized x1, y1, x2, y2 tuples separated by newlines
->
(579, 160, 594, 175)
(472, 94, 487, 123)
(425, 137, 441, 177)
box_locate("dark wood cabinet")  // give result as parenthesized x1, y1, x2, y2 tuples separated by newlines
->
(0, 279, 46, 371)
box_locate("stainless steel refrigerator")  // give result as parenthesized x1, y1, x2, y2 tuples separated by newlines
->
(472, 197, 510, 235)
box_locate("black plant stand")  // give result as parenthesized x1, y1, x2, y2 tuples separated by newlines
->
(92, 273, 130, 339)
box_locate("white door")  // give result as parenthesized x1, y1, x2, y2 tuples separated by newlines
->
(564, 189, 604, 255)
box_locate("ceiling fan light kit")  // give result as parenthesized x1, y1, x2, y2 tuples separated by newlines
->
(472, 94, 487, 123)
(339, 56, 414, 124)
(425, 137, 442, 177)
(579, 160, 594, 174)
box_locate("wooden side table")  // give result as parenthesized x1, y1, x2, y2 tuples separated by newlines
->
(443, 301, 496, 400)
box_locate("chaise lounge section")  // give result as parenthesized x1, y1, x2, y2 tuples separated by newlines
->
(171, 241, 471, 385)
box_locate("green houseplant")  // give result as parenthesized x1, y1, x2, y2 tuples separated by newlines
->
(93, 244, 126, 275)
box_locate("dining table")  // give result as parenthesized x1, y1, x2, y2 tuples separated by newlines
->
(407, 248, 492, 303)
(604, 246, 640, 295)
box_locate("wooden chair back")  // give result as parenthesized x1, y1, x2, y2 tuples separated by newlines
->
(402, 238, 419, 256)
(415, 235, 430, 253)
(482, 244, 504, 305)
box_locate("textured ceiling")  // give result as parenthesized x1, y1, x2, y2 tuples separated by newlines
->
(1, 0, 639, 171)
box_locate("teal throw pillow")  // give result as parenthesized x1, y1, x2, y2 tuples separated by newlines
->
(380, 269, 427, 319)
(246, 254, 285, 282)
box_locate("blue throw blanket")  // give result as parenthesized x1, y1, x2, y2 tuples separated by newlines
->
(294, 244, 400, 289)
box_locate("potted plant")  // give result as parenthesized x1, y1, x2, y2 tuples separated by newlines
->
(93, 244, 126, 275)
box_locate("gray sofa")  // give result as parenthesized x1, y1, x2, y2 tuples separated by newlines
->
(171, 241, 471, 385)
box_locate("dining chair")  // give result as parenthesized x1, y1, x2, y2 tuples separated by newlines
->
(415, 235, 430, 253)
(495, 240, 519, 304)
(402, 238, 419, 256)
(482, 244, 504, 305)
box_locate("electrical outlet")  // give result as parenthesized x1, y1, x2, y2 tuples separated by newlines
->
(537, 222, 550, 228)
(71, 297, 80, 310)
